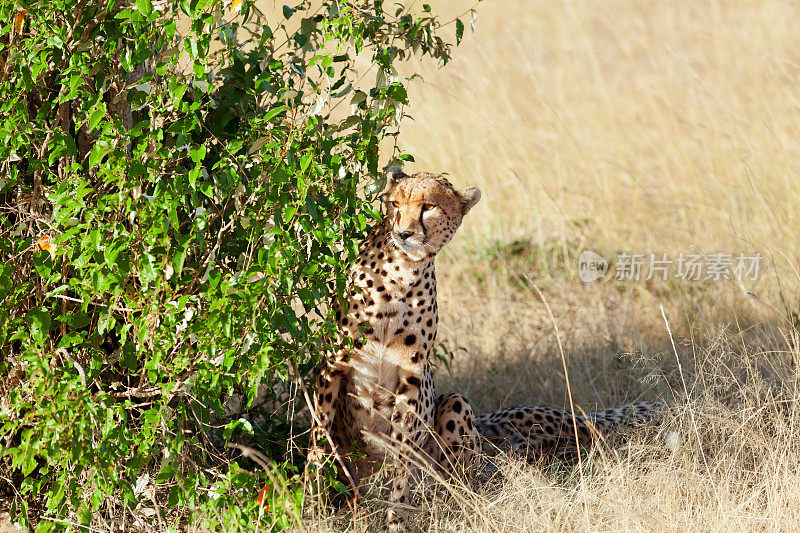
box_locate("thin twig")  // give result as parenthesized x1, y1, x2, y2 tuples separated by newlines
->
(56, 347, 86, 388)
(111, 387, 163, 399)
(39, 517, 105, 533)
(50, 293, 139, 313)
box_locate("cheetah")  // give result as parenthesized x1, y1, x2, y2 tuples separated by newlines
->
(307, 167, 663, 527)
(308, 168, 481, 526)
(475, 401, 664, 458)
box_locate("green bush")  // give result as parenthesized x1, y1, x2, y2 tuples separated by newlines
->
(0, 0, 476, 529)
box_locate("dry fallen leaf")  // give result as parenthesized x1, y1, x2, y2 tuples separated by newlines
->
(36, 235, 56, 260)
(13, 10, 27, 36)
(256, 484, 270, 511)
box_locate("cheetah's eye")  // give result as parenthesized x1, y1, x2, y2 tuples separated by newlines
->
(390, 201, 399, 208)
(422, 204, 436, 211)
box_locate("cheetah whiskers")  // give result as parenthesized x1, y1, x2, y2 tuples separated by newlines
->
(422, 241, 438, 255)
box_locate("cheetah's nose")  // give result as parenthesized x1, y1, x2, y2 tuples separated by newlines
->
(397, 230, 414, 240)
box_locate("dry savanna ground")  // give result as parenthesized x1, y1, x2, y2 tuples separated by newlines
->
(312, 0, 800, 531)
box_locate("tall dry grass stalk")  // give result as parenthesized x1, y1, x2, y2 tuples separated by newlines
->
(301, 0, 800, 530)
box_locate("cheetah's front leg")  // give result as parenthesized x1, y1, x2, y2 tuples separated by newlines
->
(308, 349, 349, 474)
(385, 372, 424, 529)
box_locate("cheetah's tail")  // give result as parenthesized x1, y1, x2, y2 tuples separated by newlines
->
(474, 400, 665, 457)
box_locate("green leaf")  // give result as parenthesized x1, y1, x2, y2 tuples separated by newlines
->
(35, 521, 55, 533)
(27, 308, 51, 341)
(49, 133, 77, 165)
(387, 84, 409, 105)
(89, 104, 106, 131)
(136, 0, 152, 17)
(249, 136, 272, 154)
(88, 140, 113, 169)
(263, 105, 287, 121)
(70, 310, 91, 329)
(167, 485, 181, 508)
(168, 203, 180, 231)
(103, 244, 120, 268)
(283, 206, 297, 223)
(350, 90, 367, 106)
(33, 251, 53, 278)
(300, 153, 312, 172)
(456, 18, 464, 45)
(338, 115, 360, 131)
(121, 342, 137, 371)
(301, 262, 318, 277)
(190, 144, 206, 164)
(171, 240, 188, 278)
(98, 310, 116, 334)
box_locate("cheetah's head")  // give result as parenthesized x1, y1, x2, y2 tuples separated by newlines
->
(383, 167, 481, 261)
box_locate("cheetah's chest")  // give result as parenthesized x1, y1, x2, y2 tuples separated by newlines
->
(347, 297, 414, 422)
(337, 248, 439, 454)
(343, 293, 437, 451)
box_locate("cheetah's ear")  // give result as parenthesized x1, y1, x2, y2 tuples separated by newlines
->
(458, 186, 481, 215)
(385, 166, 407, 184)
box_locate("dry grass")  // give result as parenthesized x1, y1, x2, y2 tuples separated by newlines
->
(310, 0, 800, 530)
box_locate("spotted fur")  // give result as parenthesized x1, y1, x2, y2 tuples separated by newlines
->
(307, 168, 663, 528)
(308, 168, 481, 528)
(476, 401, 664, 457)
